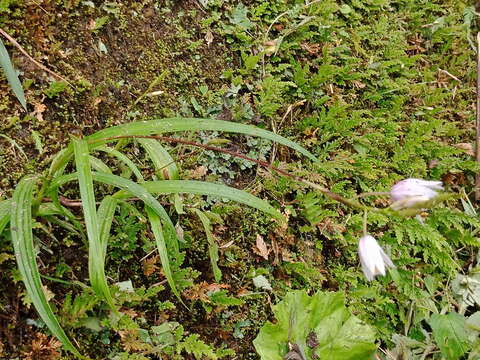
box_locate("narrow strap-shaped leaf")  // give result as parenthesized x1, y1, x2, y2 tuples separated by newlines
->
(92, 172, 180, 258)
(96, 145, 144, 182)
(141, 180, 284, 221)
(49, 174, 284, 222)
(146, 206, 184, 304)
(0, 199, 12, 235)
(97, 196, 117, 260)
(11, 177, 81, 357)
(0, 38, 26, 110)
(193, 209, 221, 282)
(87, 118, 316, 161)
(89, 155, 112, 174)
(138, 138, 179, 180)
(48, 118, 317, 177)
(73, 138, 116, 310)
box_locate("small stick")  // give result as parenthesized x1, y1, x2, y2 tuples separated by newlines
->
(438, 68, 461, 82)
(0, 27, 73, 86)
(476, 33, 480, 200)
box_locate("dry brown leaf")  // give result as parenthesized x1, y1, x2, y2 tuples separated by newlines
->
(121, 308, 139, 319)
(22, 333, 61, 360)
(254, 234, 270, 260)
(205, 29, 214, 46)
(142, 255, 159, 276)
(282, 248, 294, 262)
(118, 330, 151, 352)
(454, 143, 475, 156)
(188, 165, 208, 179)
(300, 42, 322, 54)
(33, 102, 46, 122)
(42, 285, 55, 302)
(86, 18, 96, 31)
(183, 281, 229, 301)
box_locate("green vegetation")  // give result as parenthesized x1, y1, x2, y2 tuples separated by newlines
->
(0, 0, 480, 359)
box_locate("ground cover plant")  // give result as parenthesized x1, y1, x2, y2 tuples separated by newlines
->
(1, 0, 480, 359)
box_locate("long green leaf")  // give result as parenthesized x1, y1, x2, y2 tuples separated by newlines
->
(138, 138, 179, 180)
(0, 199, 12, 235)
(73, 138, 116, 310)
(97, 196, 117, 259)
(49, 118, 317, 176)
(91, 172, 180, 258)
(11, 177, 81, 357)
(146, 207, 183, 304)
(89, 155, 112, 174)
(49, 174, 283, 221)
(96, 145, 144, 182)
(141, 180, 283, 221)
(0, 38, 26, 110)
(194, 209, 221, 282)
(87, 118, 316, 161)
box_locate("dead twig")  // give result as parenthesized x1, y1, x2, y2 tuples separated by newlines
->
(438, 68, 461, 82)
(0, 27, 73, 87)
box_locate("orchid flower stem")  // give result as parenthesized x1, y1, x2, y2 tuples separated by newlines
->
(85, 135, 450, 218)
(363, 211, 368, 236)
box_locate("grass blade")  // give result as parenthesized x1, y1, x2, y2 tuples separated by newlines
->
(138, 138, 179, 180)
(11, 177, 80, 357)
(193, 209, 221, 281)
(146, 206, 183, 304)
(73, 138, 116, 310)
(0, 38, 26, 110)
(86, 118, 317, 161)
(0, 199, 12, 235)
(96, 145, 144, 182)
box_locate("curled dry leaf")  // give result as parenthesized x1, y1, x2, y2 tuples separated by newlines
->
(254, 234, 270, 260)
(188, 165, 208, 179)
(184, 281, 230, 301)
(454, 143, 475, 156)
(33, 102, 46, 122)
(142, 255, 159, 276)
(205, 29, 214, 46)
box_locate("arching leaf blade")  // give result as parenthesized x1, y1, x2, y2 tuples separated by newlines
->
(11, 176, 81, 357)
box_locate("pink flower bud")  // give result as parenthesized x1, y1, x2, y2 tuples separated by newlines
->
(358, 235, 394, 281)
(390, 178, 443, 209)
